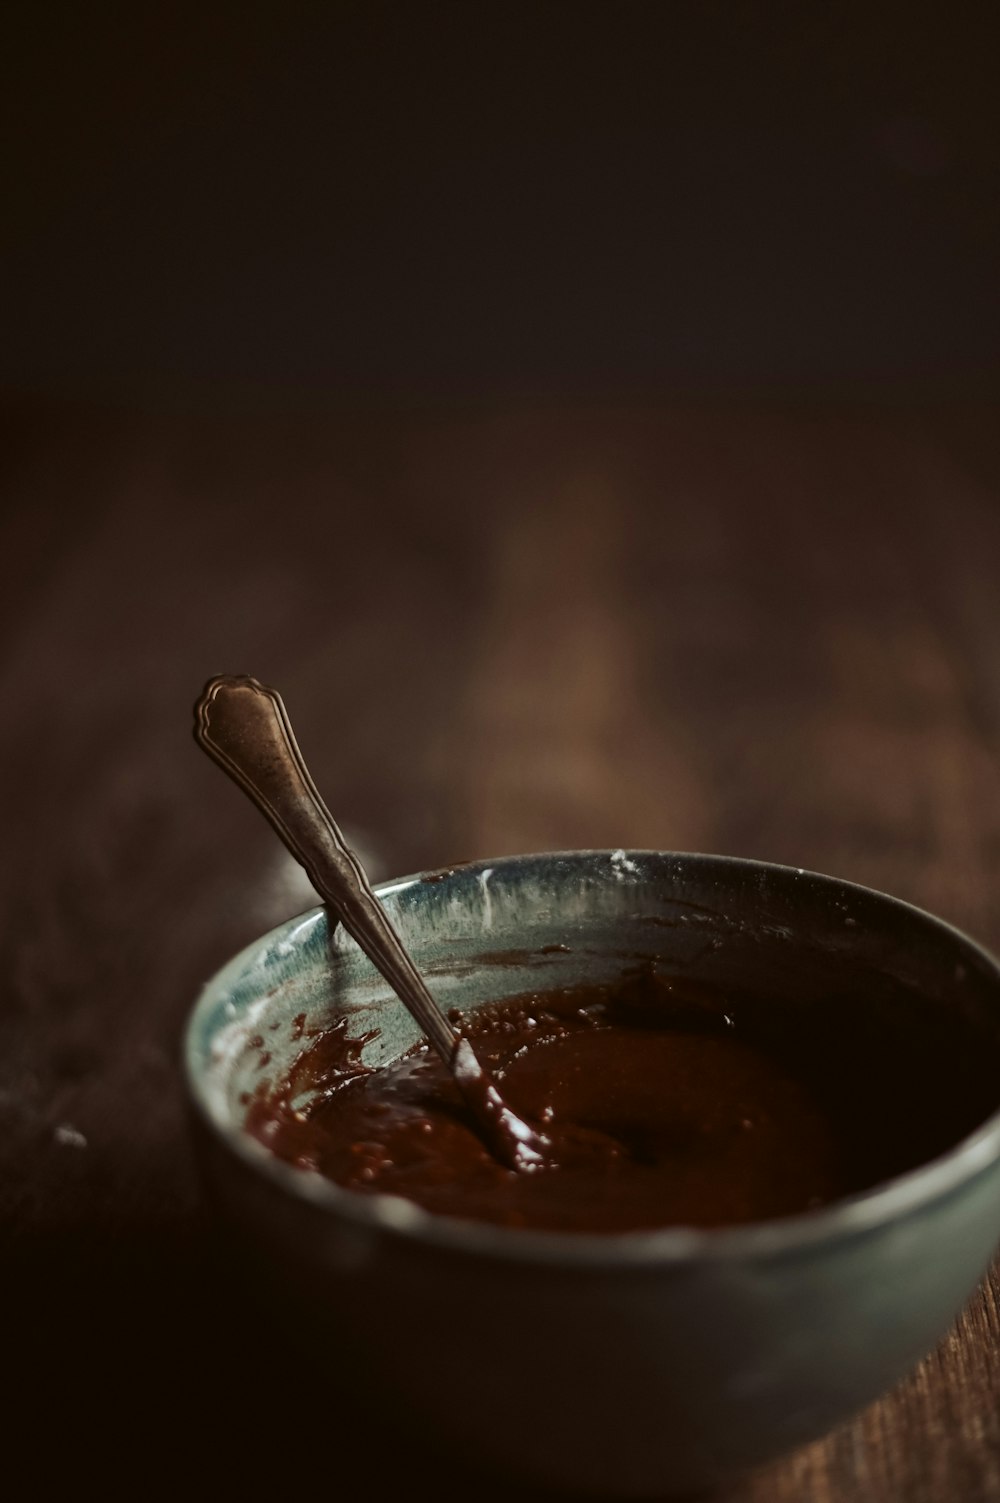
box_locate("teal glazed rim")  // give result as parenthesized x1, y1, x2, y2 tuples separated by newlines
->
(184, 850, 1000, 1269)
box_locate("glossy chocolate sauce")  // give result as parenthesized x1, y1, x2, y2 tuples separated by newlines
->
(244, 966, 997, 1234)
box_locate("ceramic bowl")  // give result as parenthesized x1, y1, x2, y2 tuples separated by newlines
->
(184, 851, 1000, 1496)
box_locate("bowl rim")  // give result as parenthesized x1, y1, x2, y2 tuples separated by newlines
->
(184, 849, 1000, 1268)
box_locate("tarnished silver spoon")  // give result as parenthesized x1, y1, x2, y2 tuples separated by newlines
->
(193, 674, 551, 1171)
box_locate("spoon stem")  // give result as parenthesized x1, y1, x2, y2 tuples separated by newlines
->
(194, 675, 457, 1061)
(193, 674, 547, 1170)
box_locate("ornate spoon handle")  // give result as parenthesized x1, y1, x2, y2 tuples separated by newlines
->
(194, 674, 548, 1170)
(194, 674, 458, 1060)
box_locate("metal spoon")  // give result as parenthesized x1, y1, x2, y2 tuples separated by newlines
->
(193, 674, 551, 1171)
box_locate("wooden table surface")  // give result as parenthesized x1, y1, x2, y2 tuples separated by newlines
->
(4, 393, 999, 1498)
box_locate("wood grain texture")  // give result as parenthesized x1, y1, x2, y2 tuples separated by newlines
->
(2, 395, 998, 1497)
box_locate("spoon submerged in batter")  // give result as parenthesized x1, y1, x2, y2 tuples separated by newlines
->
(193, 674, 554, 1171)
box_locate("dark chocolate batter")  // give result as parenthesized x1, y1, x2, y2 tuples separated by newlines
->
(244, 967, 996, 1234)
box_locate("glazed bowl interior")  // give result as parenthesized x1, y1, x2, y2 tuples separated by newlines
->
(189, 850, 1000, 1251)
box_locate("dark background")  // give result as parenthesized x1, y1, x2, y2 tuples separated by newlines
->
(3, 1, 998, 406)
(3, 7, 1000, 1500)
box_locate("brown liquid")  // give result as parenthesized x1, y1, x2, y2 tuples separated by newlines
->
(245, 967, 996, 1234)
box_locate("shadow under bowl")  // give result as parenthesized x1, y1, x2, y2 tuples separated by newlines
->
(184, 851, 1000, 1497)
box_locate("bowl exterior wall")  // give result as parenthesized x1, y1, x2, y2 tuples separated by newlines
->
(193, 1119, 1000, 1495)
